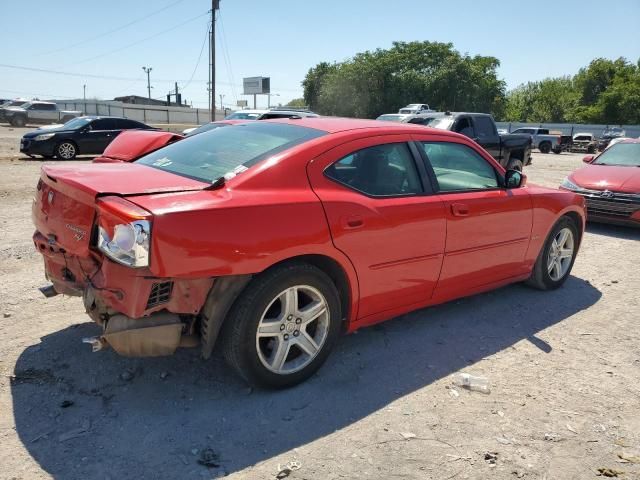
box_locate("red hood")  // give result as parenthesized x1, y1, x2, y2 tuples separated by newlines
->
(41, 163, 208, 205)
(94, 130, 183, 163)
(569, 164, 640, 193)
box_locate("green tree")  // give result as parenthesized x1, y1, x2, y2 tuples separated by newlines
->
(285, 98, 307, 108)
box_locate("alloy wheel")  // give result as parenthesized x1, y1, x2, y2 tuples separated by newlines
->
(58, 143, 76, 159)
(547, 227, 574, 281)
(255, 285, 330, 375)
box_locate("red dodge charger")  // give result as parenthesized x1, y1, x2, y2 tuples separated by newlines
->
(32, 118, 585, 387)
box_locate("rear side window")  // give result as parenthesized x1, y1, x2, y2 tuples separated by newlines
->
(116, 119, 146, 129)
(473, 116, 496, 139)
(325, 143, 423, 197)
(453, 117, 475, 138)
(421, 142, 498, 192)
(31, 103, 56, 111)
(91, 119, 116, 130)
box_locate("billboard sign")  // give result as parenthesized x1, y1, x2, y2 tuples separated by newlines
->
(243, 77, 270, 95)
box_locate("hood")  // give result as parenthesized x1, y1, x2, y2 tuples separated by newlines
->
(37, 124, 66, 130)
(41, 163, 208, 205)
(23, 126, 77, 138)
(3, 106, 26, 113)
(569, 164, 640, 194)
(94, 130, 183, 163)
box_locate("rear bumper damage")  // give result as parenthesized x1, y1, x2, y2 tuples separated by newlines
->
(33, 230, 214, 356)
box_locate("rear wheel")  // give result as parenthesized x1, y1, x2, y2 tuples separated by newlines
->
(220, 263, 341, 388)
(539, 142, 551, 154)
(552, 147, 562, 154)
(56, 141, 77, 160)
(526, 216, 579, 290)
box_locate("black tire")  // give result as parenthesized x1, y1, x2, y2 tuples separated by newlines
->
(507, 158, 524, 171)
(10, 115, 26, 127)
(552, 147, 562, 154)
(526, 216, 579, 290)
(587, 145, 595, 154)
(56, 141, 77, 160)
(539, 142, 551, 154)
(220, 262, 342, 388)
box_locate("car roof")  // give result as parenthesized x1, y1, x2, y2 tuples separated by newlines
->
(264, 116, 463, 136)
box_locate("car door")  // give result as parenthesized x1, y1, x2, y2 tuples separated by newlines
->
(29, 103, 57, 123)
(81, 118, 118, 154)
(307, 135, 447, 321)
(413, 138, 533, 299)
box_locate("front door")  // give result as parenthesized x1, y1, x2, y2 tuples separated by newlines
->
(413, 139, 533, 298)
(307, 136, 447, 320)
(81, 118, 118, 154)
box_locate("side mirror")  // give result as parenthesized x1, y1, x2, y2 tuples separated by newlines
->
(505, 169, 526, 189)
(583, 155, 595, 163)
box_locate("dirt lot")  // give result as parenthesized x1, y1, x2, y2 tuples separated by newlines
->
(0, 124, 639, 480)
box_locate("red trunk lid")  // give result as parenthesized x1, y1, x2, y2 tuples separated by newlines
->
(32, 163, 207, 255)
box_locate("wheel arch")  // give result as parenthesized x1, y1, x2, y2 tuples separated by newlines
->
(200, 252, 359, 359)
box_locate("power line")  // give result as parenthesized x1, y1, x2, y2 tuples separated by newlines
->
(217, 10, 238, 104)
(0, 63, 305, 93)
(180, 21, 211, 92)
(64, 11, 209, 68)
(38, 0, 186, 57)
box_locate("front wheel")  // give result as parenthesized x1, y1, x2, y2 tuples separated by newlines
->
(526, 216, 579, 290)
(10, 115, 26, 127)
(56, 141, 77, 160)
(220, 263, 341, 388)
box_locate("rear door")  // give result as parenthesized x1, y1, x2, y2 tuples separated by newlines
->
(307, 135, 446, 320)
(412, 137, 532, 298)
(29, 103, 58, 123)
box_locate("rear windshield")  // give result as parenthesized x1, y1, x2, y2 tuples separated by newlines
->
(426, 117, 454, 130)
(136, 122, 326, 183)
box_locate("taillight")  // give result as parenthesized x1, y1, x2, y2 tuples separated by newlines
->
(95, 196, 152, 268)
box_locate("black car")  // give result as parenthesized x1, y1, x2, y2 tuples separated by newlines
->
(20, 116, 155, 159)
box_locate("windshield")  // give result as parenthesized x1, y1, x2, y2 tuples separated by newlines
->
(186, 122, 229, 137)
(376, 114, 405, 122)
(603, 128, 625, 137)
(136, 122, 326, 183)
(225, 112, 262, 120)
(426, 117, 454, 130)
(62, 117, 92, 130)
(593, 143, 640, 166)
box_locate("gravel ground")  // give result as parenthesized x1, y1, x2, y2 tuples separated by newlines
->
(0, 124, 639, 480)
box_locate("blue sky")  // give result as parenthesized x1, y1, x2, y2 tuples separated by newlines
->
(1, 0, 639, 110)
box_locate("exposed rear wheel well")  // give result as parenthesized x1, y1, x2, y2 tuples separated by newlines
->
(266, 255, 351, 325)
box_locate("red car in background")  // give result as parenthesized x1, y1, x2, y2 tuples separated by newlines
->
(560, 139, 640, 226)
(32, 118, 585, 388)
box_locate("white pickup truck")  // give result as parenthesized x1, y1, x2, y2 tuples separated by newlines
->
(510, 127, 563, 154)
(2, 101, 83, 127)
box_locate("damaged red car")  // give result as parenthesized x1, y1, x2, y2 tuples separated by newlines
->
(32, 118, 585, 388)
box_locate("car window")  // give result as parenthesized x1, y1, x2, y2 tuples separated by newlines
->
(136, 122, 326, 183)
(32, 103, 56, 111)
(91, 119, 116, 130)
(116, 119, 145, 129)
(325, 143, 423, 197)
(421, 142, 498, 192)
(473, 116, 496, 139)
(453, 117, 475, 138)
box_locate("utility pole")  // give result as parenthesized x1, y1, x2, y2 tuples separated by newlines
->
(219, 94, 225, 112)
(210, 0, 220, 120)
(83, 84, 86, 101)
(142, 66, 153, 99)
